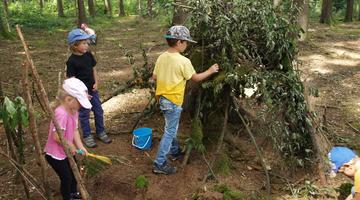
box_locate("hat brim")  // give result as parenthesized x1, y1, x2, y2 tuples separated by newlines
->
(164, 35, 197, 43)
(78, 96, 92, 109)
(69, 35, 92, 44)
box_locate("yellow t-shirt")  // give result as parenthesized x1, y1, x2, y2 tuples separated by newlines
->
(153, 51, 196, 105)
(355, 164, 360, 193)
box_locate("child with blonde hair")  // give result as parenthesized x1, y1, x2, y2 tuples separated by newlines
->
(44, 77, 90, 200)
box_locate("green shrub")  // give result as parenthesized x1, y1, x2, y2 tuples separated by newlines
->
(135, 175, 149, 189)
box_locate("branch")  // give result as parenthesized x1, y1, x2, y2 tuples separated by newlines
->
(172, 2, 195, 10)
(0, 149, 47, 200)
(16, 25, 91, 200)
(232, 96, 271, 194)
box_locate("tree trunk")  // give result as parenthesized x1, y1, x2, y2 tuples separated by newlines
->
(0, 1, 11, 38)
(172, 0, 187, 25)
(345, 0, 354, 22)
(147, 0, 153, 18)
(119, 0, 125, 16)
(137, 0, 142, 15)
(358, 3, 360, 20)
(77, 0, 87, 27)
(39, 0, 44, 11)
(320, 0, 332, 24)
(297, 0, 309, 41)
(273, 0, 281, 7)
(57, 0, 64, 17)
(104, 0, 112, 17)
(88, 0, 95, 17)
(3, 0, 8, 16)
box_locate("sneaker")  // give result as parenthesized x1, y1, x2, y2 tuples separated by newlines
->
(83, 135, 97, 148)
(170, 150, 185, 162)
(97, 132, 112, 144)
(153, 162, 177, 175)
(70, 192, 82, 200)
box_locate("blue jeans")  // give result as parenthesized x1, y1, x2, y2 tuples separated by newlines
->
(154, 96, 182, 166)
(79, 91, 105, 138)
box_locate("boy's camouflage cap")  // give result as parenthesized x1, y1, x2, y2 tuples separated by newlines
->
(164, 25, 197, 43)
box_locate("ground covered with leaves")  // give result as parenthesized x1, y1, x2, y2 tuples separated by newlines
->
(1, 16, 360, 199)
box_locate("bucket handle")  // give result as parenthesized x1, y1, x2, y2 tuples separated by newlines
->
(132, 135, 151, 150)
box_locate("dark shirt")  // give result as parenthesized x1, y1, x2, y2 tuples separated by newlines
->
(66, 52, 97, 91)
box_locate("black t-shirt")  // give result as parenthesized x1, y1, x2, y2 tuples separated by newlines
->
(66, 52, 97, 91)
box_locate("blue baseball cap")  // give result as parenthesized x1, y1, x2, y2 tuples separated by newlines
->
(67, 28, 92, 44)
(328, 146, 357, 173)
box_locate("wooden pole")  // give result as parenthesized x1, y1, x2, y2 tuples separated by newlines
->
(21, 61, 53, 200)
(232, 96, 271, 194)
(16, 25, 91, 200)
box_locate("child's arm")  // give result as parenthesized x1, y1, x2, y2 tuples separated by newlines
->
(52, 131, 77, 154)
(73, 128, 88, 156)
(93, 68, 98, 91)
(191, 64, 219, 82)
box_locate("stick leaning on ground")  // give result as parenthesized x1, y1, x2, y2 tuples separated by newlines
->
(16, 25, 91, 200)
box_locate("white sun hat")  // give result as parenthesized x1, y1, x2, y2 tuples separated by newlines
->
(62, 77, 92, 109)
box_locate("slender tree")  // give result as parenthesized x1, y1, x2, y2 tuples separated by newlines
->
(320, 0, 332, 24)
(172, 0, 187, 25)
(57, 0, 64, 17)
(0, 1, 11, 38)
(344, 0, 354, 22)
(273, 0, 281, 7)
(77, 0, 87, 27)
(358, 3, 360, 20)
(137, 0, 142, 15)
(104, 0, 112, 17)
(297, 0, 309, 41)
(88, 0, 95, 17)
(119, 0, 125, 16)
(39, 0, 44, 11)
(3, 0, 8, 16)
(147, 0, 153, 18)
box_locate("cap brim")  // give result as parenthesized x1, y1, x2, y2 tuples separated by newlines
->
(164, 35, 197, 43)
(78, 96, 92, 109)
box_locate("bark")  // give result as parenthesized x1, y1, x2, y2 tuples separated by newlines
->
(57, 0, 64, 17)
(147, 0, 153, 18)
(297, 0, 309, 41)
(16, 25, 91, 200)
(119, 0, 125, 16)
(172, 0, 187, 25)
(21, 62, 53, 200)
(320, 0, 332, 24)
(77, 0, 87, 27)
(88, 0, 95, 17)
(0, 0, 11, 38)
(39, 0, 44, 10)
(273, 0, 281, 7)
(345, 0, 354, 22)
(104, 0, 112, 17)
(3, 0, 8, 16)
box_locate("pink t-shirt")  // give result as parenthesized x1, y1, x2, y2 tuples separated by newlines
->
(44, 106, 78, 160)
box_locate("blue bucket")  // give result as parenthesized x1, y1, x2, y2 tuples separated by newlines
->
(132, 127, 152, 150)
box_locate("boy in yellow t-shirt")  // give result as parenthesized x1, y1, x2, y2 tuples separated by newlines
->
(152, 25, 219, 175)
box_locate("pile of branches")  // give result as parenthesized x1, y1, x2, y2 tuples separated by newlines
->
(186, 0, 313, 164)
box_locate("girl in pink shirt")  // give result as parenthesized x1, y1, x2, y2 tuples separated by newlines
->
(44, 78, 91, 200)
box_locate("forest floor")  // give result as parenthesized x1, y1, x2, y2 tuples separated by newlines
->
(1, 17, 360, 200)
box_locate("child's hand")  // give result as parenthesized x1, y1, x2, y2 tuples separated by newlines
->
(93, 83, 97, 91)
(78, 148, 88, 156)
(69, 145, 77, 155)
(208, 64, 220, 74)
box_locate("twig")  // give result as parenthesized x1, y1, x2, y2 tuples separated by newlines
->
(203, 90, 230, 183)
(131, 95, 155, 132)
(315, 104, 341, 109)
(0, 149, 48, 200)
(232, 96, 271, 194)
(201, 152, 217, 181)
(347, 122, 360, 134)
(16, 25, 90, 200)
(172, 2, 195, 9)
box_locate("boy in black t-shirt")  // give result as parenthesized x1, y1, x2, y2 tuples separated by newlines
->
(66, 28, 111, 148)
